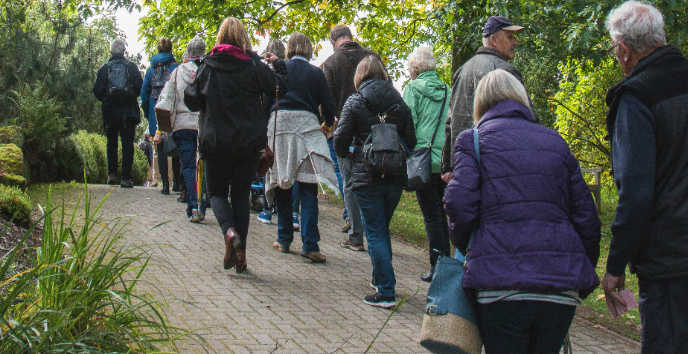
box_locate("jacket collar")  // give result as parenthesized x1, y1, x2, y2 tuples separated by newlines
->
(209, 44, 251, 60)
(290, 55, 309, 63)
(477, 100, 535, 127)
(476, 46, 509, 61)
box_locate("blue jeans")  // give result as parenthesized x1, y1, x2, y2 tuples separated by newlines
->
(327, 138, 346, 219)
(291, 182, 300, 214)
(354, 184, 402, 298)
(275, 182, 320, 253)
(173, 129, 205, 216)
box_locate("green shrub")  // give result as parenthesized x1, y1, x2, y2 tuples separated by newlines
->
(0, 184, 31, 225)
(0, 173, 26, 188)
(0, 125, 23, 147)
(0, 143, 24, 176)
(0, 184, 200, 351)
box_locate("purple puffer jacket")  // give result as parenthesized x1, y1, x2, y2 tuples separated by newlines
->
(444, 100, 600, 297)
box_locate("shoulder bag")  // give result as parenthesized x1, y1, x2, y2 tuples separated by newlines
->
(419, 127, 482, 354)
(406, 87, 447, 190)
(257, 82, 278, 176)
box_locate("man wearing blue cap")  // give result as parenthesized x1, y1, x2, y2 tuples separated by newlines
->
(442, 16, 526, 177)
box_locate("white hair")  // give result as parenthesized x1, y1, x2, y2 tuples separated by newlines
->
(110, 38, 126, 56)
(473, 69, 530, 122)
(407, 46, 436, 77)
(606, 1, 666, 54)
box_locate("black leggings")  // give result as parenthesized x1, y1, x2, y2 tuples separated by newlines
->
(205, 154, 259, 249)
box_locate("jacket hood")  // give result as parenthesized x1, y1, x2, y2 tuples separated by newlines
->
(150, 52, 176, 66)
(478, 99, 535, 126)
(358, 79, 400, 114)
(406, 71, 447, 101)
(177, 61, 199, 86)
(209, 44, 252, 60)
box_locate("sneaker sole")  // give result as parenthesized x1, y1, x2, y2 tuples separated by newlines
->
(363, 299, 397, 309)
(257, 216, 273, 224)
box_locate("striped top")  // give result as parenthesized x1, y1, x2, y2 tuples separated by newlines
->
(476, 290, 581, 306)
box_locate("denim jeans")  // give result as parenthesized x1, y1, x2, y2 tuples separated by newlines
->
(639, 276, 688, 353)
(415, 174, 450, 266)
(327, 138, 346, 219)
(340, 155, 364, 244)
(173, 129, 205, 216)
(291, 182, 300, 214)
(275, 182, 320, 253)
(355, 184, 402, 298)
(477, 300, 575, 354)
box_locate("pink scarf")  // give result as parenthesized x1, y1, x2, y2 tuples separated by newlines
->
(209, 44, 251, 60)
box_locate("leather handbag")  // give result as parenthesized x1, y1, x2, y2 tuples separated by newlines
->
(419, 127, 482, 354)
(406, 87, 447, 190)
(257, 84, 278, 176)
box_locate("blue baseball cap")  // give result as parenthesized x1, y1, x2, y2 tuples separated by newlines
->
(482, 16, 524, 37)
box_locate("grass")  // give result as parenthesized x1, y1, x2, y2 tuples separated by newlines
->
(323, 184, 641, 339)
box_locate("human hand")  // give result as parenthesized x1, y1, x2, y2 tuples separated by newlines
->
(441, 172, 453, 184)
(153, 132, 161, 144)
(602, 272, 627, 307)
(264, 52, 279, 63)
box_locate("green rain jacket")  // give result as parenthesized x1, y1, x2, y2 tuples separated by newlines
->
(402, 70, 451, 174)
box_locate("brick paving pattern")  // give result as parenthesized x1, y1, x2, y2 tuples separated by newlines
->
(88, 185, 640, 353)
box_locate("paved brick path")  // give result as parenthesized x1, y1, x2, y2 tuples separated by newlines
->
(88, 185, 640, 353)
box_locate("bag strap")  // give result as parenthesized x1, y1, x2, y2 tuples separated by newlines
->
(428, 87, 448, 149)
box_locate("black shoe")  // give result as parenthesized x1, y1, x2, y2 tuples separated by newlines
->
(363, 293, 396, 309)
(172, 183, 180, 192)
(107, 173, 119, 185)
(177, 192, 186, 203)
(161, 183, 170, 195)
(120, 178, 133, 188)
(420, 270, 434, 282)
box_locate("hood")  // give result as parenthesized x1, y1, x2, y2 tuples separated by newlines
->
(209, 44, 251, 60)
(177, 61, 199, 85)
(150, 52, 176, 66)
(477, 99, 535, 126)
(358, 79, 401, 113)
(406, 70, 448, 101)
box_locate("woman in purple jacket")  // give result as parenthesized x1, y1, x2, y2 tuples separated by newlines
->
(444, 69, 601, 353)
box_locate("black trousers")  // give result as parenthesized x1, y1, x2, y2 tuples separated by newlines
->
(639, 276, 688, 353)
(157, 138, 182, 188)
(105, 117, 135, 180)
(205, 153, 259, 249)
(415, 173, 450, 266)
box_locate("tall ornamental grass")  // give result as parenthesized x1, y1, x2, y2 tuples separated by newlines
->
(0, 185, 200, 352)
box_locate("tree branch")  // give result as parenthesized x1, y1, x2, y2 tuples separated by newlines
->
(258, 0, 306, 27)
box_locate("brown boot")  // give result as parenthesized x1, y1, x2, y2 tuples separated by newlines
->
(223, 228, 241, 270)
(301, 251, 326, 263)
(235, 249, 247, 273)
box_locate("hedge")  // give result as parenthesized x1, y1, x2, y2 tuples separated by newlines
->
(0, 125, 23, 147)
(0, 143, 24, 176)
(0, 184, 32, 226)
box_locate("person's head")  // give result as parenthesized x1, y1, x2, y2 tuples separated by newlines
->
(264, 39, 286, 59)
(215, 17, 252, 52)
(110, 38, 126, 57)
(481, 16, 523, 60)
(353, 55, 388, 91)
(330, 24, 353, 49)
(157, 37, 173, 53)
(185, 35, 206, 59)
(473, 69, 530, 122)
(606, 1, 666, 75)
(407, 46, 436, 79)
(287, 32, 313, 60)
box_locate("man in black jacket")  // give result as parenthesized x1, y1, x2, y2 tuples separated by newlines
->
(93, 38, 143, 188)
(321, 24, 381, 251)
(603, 2, 688, 352)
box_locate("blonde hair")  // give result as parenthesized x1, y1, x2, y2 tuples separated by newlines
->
(353, 55, 387, 91)
(215, 17, 251, 52)
(473, 69, 530, 122)
(407, 46, 436, 77)
(287, 32, 313, 59)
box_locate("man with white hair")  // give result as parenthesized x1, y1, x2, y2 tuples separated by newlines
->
(603, 1, 688, 352)
(93, 38, 143, 188)
(442, 16, 525, 178)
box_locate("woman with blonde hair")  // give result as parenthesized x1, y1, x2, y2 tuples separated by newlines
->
(334, 55, 416, 308)
(185, 17, 286, 273)
(444, 69, 600, 353)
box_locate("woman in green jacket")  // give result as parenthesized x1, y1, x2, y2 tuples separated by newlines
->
(402, 46, 452, 282)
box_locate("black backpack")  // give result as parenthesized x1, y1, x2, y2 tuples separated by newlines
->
(150, 61, 172, 100)
(106, 59, 134, 100)
(362, 103, 406, 179)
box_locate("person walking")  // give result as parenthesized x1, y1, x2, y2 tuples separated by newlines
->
(141, 38, 178, 195)
(444, 69, 600, 353)
(265, 32, 338, 263)
(155, 35, 207, 222)
(322, 24, 381, 250)
(185, 17, 286, 273)
(401, 46, 451, 282)
(93, 38, 143, 188)
(602, 2, 688, 352)
(334, 56, 416, 308)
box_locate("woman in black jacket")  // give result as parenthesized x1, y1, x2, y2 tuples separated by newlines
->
(185, 17, 286, 273)
(333, 56, 416, 308)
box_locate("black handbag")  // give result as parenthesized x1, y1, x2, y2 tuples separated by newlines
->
(406, 87, 447, 190)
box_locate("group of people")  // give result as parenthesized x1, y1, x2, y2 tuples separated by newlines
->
(93, 0, 688, 352)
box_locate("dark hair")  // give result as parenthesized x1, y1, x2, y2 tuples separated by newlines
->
(287, 32, 313, 59)
(265, 39, 286, 59)
(330, 24, 352, 43)
(157, 38, 173, 53)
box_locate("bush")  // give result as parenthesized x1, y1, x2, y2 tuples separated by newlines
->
(0, 184, 31, 225)
(0, 173, 26, 188)
(0, 125, 23, 147)
(0, 143, 24, 176)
